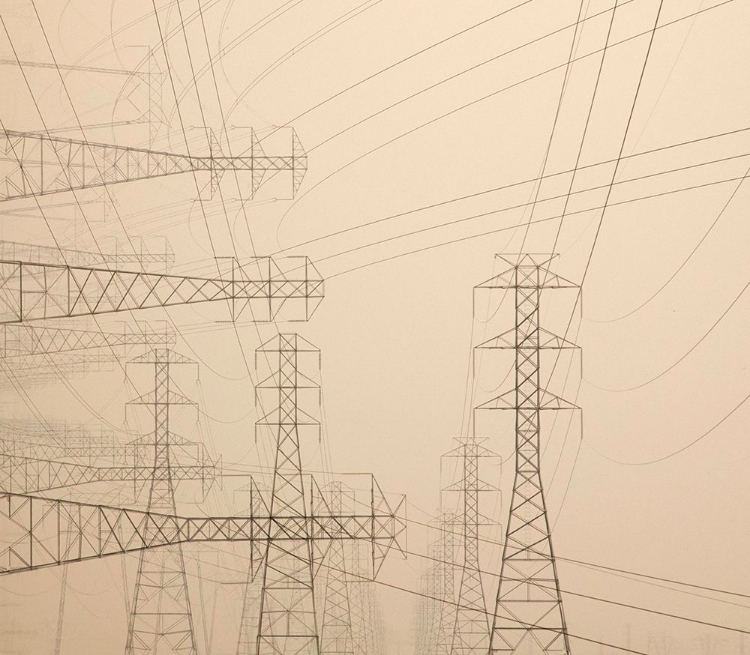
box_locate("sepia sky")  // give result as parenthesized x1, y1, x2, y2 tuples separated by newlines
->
(0, 0, 749, 653)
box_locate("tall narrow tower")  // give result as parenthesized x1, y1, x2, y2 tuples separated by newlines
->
(434, 511, 458, 655)
(319, 482, 355, 655)
(349, 542, 382, 655)
(236, 478, 269, 655)
(476, 254, 580, 655)
(443, 436, 499, 655)
(125, 348, 199, 655)
(255, 334, 321, 655)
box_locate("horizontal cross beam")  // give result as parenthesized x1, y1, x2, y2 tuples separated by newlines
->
(0, 454, 218, 494)
(0, 256, 323, 323)
(0, 489, 404, 575)
(0, 129, 307, 200)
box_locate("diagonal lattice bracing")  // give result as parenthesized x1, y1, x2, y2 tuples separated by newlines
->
(0, 322, 174, 358)
(236, 478, 270, 655)
(125, 349, 199, 655)
(443, 437, 500, 655)
(319, 482, 355, 655)
(0, 128, 307, 201)
(255, 333, 322, 655)
(475, 254, 581, 655)
(434, 511, 459, 655)
(0, 239, 175, 273)
(0, 486, 403, 576)
(0, 257, 323, 324)
(0, 453, 217, 494)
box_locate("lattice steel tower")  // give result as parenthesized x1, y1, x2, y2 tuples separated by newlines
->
(125, 348, 199, 655)
(434, 511, 458, 655)
(476, 254, 579, 655)
(255, 334, 321, 655)
(443, 436, 499, 655)
(319, 482, 355, 655)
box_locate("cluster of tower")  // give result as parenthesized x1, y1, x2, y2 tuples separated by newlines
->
(0, 50, 583, 655)
(415, 254, 581, 655)
(0, 98, 403, 654)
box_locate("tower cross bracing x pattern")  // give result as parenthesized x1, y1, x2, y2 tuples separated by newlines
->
(476, 254, 580, 655)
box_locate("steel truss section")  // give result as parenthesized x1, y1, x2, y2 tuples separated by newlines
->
(0, 483, 404, 575)
(125, 348, 198, 655)
(0, 256, 323, 324)
(0, 239, 175, 273)
(476, 254, 581, 655)
(0, 128, 307, 201)
(0, 322, 175, 358)
(0, 453, 218, 494)
(444, 437, 500, 655)
(319, 482, 356, 655)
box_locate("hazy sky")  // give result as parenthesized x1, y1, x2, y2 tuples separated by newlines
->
(1, 0, 749, 653)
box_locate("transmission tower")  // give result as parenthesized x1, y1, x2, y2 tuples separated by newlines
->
(366, 574, 385, 655)
(254, 333, 322, 655)
(443, 436, 499, 655)
(236, 478, 270, 655)
(0, 450, 217, 494)
(348, 543, 373, 655)
(319, 481, 355, 655)
(424, 537, 446, 655)
(0, 238, 174, 272)
(434, 511, 458, 655)
(475, 254, 580, 655)
(125, 348, 199, 655)
(412, 554, 433, 655)
(0, 321, 174, 358)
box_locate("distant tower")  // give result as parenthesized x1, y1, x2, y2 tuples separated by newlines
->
(236, 478, 269, 655)
(435, 511, 458, 655)
(125, 349, 199, 655)
(254, 334, 321, 655)
(349, 542, 382, 655)
(443, 436, 500, 655)
(319, 482, 355, 655)
(476, 254, 580, 655)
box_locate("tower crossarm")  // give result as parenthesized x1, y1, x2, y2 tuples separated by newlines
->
(0, 453, 218, 494)
(475, 254, 577, 291)
(0, 489, 404, 575)
(0, 129, 307, 201)
(0, 323, 175, 357)
(0, 256, 323, 324)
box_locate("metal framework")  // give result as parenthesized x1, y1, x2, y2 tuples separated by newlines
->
(236, 477, 271, 655)
(421, 539, 445, 655)
(0, 322, 174, 358)
(348, 544, 380, 655)
(255, 333, 322, 655)
(0, 351, 118, 380)
(0, 431, 210, 468)
(0, 256, 323, 324)
(0, 239, 175, 273)
(0, 128, 307, 201)
(476, 254, 580, 655)
(0, 482, 401, 576)
(125, 348, 199, 655)
(444, 436, 499, 655)
(435, 511, 458, 655)
(0, 452, 217, 494)
(356, 555, 384, 655)
(320, 482, 355, 655)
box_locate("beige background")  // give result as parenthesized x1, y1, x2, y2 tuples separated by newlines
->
(0, 0, 749, 653)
